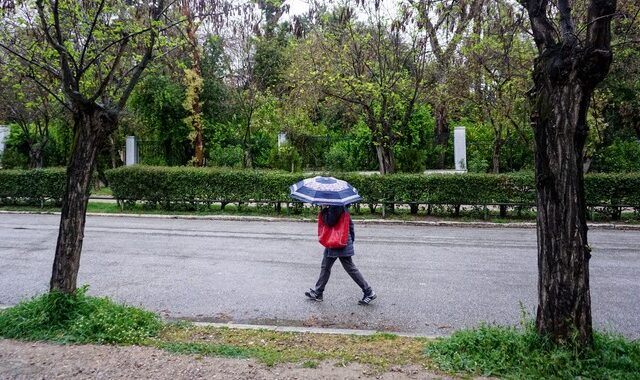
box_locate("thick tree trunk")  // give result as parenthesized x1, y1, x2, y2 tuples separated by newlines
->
(492, 136, 503, 174)
(435, 104, 449, 169)
(50, 109, 115, 293)
(375, 144, 395, 174)
(532, 57, 594, 346)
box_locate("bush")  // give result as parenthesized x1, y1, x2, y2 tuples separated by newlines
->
(106, 166, 304, 206)
(592, 139, 640, 173)
(425, 321, 640, 379)
(208, 144, 244, 168)
(102, 166, 640, 210)
(268, 145, 302, 172)
(324, 141, 356, 172)
(0, 286, 162, 344)
(0, 168, 67, 205)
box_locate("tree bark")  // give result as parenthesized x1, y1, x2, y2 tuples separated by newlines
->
(522, 0, 617, 347)
(532, 50, 595, 346)
(492, 136, 503, 174)
(50, 108, 116, 293)
(435, 104, 449, 169)
(375, 143, 395, 174)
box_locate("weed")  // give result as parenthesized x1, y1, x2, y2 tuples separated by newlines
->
(0, 286, 162, 344)
(302, 360, 319, 368)
(424, 321, 640, 379)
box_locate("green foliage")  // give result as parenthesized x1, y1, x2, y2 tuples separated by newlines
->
(129, 73, 191, 166)
(0, 168, 66, 205)
(208, 144, 244, 168)
(105, 166, 303, 206)
(592, 139, 640, 173)
(268, 145, 302, 172)
(0, 286, 162, 345)
(324, 141, 356, 172)
(424, 322, 640, 379)
(103, 166, 640, 209)
(160, 342, 253, 359)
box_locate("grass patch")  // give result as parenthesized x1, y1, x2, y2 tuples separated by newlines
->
(156, 325, 429, 368)
(0, 286, 162, 344)
(424, 321, 640, 379)
(302, 360, 319, 368)
(159, 341, 254, 358)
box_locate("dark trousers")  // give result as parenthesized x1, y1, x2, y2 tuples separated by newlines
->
(314, 256, 371, 294)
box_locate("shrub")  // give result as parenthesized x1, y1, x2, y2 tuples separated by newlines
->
(102, 166, 640, 210)
(0, 168, 67, 205)
(268, 145, 302, 172)
(0, 286, 162, 344)
(424, 321, 640, 379)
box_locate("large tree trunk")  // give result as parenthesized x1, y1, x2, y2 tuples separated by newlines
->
(532, 54, 595, 346)
(50, 108, 116, 293)
(435, 104, 449, 169)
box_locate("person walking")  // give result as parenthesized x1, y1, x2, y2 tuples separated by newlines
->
(305, 205, 376, 305)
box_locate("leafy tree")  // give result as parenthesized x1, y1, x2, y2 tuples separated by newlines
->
(0, 0, 175, 293)
(410, 0, 483, 168)
(464, 1, 535, 173)
(307, 3, 429, 174)
(129, 72, 191, 165)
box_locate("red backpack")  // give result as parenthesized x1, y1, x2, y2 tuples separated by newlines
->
(317, 210, 350, 248)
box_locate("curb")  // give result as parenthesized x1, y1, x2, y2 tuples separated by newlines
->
(182, 321, 440, 339)
(2, 209, 640, 230)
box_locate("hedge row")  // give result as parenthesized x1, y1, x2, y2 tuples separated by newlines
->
(0, 168, 67, 205)
(2, 167, 639, 209)
(102, 166, 640, 208)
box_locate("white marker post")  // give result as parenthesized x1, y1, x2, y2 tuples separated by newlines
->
(125, 136, 138, 166)
(454, 126, 467, 172)
(0, 126, 9, 158)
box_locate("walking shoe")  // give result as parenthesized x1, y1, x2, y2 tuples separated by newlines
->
(305, 289, 323, 302)
(358, 291, 377, 305)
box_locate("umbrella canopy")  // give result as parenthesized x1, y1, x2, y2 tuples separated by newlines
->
(289, 176, 362, 206)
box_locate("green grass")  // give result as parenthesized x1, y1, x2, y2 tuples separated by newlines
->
(0, 286, 162, 344)
(424, 321, 640, 379)
(3, 293, 639, 377)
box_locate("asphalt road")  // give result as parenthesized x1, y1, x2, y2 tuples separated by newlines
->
(1, 213, 639, 338)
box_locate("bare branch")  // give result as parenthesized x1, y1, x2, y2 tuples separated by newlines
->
(79, 0, 106, 73)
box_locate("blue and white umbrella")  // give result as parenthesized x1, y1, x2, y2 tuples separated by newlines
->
(289, 176, 362, 206)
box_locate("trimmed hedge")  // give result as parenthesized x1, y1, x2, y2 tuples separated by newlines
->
(0, 168, 67, 205)
(102, 166, 640, 208)
(2, 166, 639, 210)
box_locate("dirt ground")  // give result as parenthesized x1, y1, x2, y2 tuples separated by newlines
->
(0, 339, 459, 380)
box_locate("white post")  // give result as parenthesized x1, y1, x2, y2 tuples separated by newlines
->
(277, 132, 287, 148)
(125, 136, 138, 166)
(454, 126, 467, 172)
(0, 126, 9, 157)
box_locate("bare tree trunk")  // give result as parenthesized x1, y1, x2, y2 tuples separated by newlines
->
(492, 137, 503, 174)
(435, 104, 449, 169)
(375, 144, 395, 175)
(532, 61, 594, 346)
(50, 109, 115, 293)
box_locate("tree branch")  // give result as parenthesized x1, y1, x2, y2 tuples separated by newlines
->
(519, 0, 558, 52)
(78, 0, 106, 74)
(586, 0, 618, 50)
